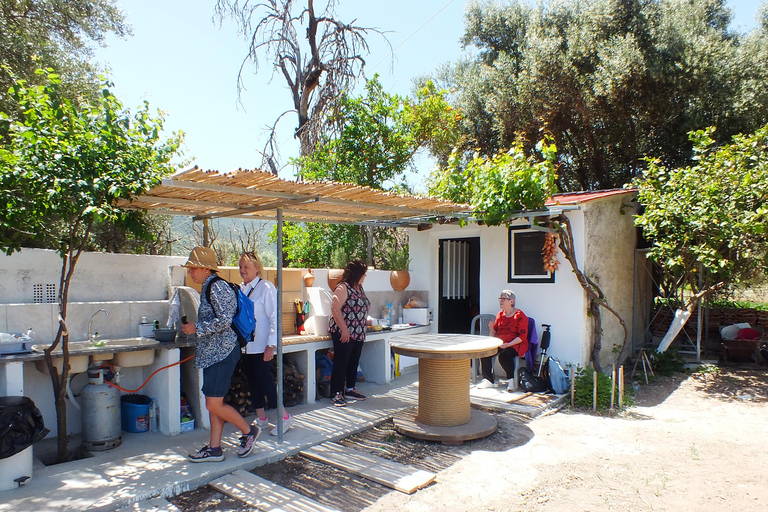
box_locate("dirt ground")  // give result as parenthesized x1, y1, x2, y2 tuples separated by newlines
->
(170, 365, 768, 512)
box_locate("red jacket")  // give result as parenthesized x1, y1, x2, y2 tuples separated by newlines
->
(493, 309, 529, 357)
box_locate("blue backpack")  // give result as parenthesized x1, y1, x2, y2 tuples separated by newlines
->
(205, 276, 255, 348)
(548, 358, 570, 394)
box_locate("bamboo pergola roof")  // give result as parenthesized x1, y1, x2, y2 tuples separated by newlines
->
(120, 166, 473, 227)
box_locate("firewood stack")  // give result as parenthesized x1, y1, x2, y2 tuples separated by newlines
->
(272, 359, 305, 407)
(225, 359, 306, 412)
(224, 364, 253, 416)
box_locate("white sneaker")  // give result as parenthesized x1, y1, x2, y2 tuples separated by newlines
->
(507, 379, 518, 392)
(269, 414, 294, 436)
(476, 379, 495, 389)
(255, 416, 269, 429)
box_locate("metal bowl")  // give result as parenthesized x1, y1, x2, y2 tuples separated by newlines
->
(153, 328, 178, 342)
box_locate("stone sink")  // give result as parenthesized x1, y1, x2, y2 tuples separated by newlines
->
(32, 337, 160, 372)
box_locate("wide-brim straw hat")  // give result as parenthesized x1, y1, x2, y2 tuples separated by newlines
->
(183, 246, 219, 271)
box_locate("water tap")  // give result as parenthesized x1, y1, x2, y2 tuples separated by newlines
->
(88, 308, 109, 343)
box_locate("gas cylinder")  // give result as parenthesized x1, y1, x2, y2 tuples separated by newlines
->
(80, 368, 122, 451)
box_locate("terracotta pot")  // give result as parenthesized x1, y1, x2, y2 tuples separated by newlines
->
(327, 269, 344, 291)
(303, 269, 315, 287)
(390, 270, 410, 291)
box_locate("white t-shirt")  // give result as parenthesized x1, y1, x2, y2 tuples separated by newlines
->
(240, 277, 278, 354)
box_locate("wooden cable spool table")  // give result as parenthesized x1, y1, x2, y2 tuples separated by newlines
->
(389, 333, 501, 444)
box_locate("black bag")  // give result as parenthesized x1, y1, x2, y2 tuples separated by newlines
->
(518, 366, 550, 393)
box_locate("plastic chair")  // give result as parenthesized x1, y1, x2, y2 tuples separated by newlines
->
(506, 317, 538, 392)
(470, 314, 495, 382)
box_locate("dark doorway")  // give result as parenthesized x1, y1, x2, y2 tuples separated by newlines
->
(437, 237, 481, 333)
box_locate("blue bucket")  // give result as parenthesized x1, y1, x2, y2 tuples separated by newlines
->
(120, 394, 151, 433)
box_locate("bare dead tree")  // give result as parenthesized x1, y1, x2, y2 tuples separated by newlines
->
(214, 0, 391, 171)
(229, 220, 271, 255)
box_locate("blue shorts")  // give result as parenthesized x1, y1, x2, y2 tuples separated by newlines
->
(201, 347, 240, 398)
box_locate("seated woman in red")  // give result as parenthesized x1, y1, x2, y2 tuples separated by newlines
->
(478, 289, 528, 387)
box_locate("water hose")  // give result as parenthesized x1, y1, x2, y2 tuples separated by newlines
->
(101, 354, 195, 394)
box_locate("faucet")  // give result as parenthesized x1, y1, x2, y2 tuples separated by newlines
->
(88, 309, 109, 343)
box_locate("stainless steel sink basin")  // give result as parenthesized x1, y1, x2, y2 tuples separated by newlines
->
(31, 341, 95, 353)
(31, 337, 160, 369)
(31, 337, 159, 353)
(100, 338, 159, 348)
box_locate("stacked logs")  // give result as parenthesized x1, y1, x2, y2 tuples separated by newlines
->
(542, 232, 561, 272)
(225, 364, 253, 416)
(225, 358, 306, 414)
(272, 359, 305, 407)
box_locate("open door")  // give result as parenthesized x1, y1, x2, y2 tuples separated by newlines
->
(438, 238, 481, 333)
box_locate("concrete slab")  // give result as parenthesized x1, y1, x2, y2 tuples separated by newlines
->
(0, 371, 557, 512)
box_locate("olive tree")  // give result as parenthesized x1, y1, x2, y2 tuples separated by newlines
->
(0, 69, 183, 463)
(435, 0, 768, 191)
(0, 0, 129, 120)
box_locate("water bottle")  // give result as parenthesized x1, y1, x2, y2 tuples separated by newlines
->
(150, 398, 159, 432)
(386, 303, 392, 327)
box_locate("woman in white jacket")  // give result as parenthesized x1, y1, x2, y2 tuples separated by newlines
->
(239, 251, 293, 436)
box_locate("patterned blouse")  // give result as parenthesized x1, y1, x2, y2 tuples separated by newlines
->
(328, 282, 371, 342)
(194, 274, 239, 369)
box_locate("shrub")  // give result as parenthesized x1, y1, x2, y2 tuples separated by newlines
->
(647, 348, 687, 376)
(572, 366, 635, 411)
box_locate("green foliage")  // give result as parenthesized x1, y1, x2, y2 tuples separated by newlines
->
(438, 0, 768, 191)
(0, 0, 129, 120)
(647, 349, 687, 377)
(0, 68, 183, 463)
(633, 125, 768, 305)
(274, 223, 365, 268)
(329, 246, 349, 269)
(384, 247, 410, 271)
(428, 138, 558, 225)
(706, 299, 768, 311)
(295, 75, 460, 189)
(284, 75, 459, 267)
(572, 366, 634, 411)
(0, 69, 184, 256)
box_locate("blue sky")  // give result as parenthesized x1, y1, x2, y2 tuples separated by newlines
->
(93, 1, 764, 192)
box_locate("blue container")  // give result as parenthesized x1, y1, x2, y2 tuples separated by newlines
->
(120, 394, 151, 433)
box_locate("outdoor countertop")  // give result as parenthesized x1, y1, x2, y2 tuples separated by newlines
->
(0, 336, 196, 364)
(282, 323, 430, 346)
(0, 324, 431, 363)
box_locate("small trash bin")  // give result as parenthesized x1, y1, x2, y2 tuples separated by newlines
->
(121, 394, 152, 433)
(0, 396, 49, 491)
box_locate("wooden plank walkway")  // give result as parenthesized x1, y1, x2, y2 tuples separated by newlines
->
(115, 497, 182, 511)
(210, 469, 342, 512)
(300, 442, 436, 494)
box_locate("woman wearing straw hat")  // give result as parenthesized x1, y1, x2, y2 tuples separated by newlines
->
(180, 246, 260, 462)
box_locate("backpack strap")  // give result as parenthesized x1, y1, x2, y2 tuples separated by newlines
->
(205, 275, 235, 319)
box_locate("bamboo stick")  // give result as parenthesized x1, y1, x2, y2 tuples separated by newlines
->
(593, 370, 598, 411)
(618, 366, 624, 408)
(570, 367, 575, 407)
(610, 363, 616, 410)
